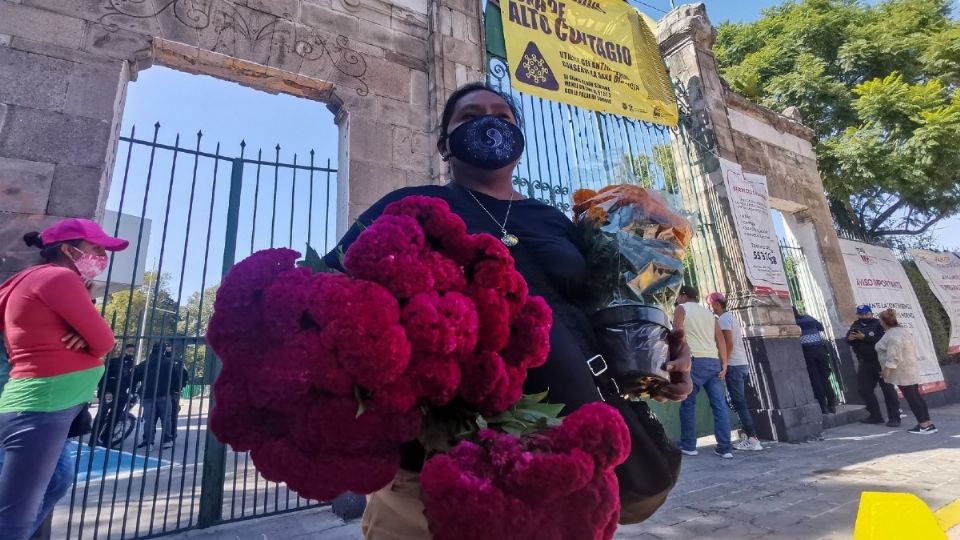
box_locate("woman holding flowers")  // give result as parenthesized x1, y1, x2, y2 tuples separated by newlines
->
(322, 83, 694, 538)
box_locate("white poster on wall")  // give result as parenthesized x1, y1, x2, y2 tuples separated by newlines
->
(719, 158, 790, 297)
(911, 249, 960, 354)
(840, 239, 946, 392)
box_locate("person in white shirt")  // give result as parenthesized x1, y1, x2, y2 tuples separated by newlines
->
(708, 293, 762, 452)
(674, 286, 733, 459)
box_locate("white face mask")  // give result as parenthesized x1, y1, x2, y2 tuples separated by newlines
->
(69, 247, 109, 280)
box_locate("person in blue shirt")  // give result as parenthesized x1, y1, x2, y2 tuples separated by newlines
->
(793, 307, 838, 414)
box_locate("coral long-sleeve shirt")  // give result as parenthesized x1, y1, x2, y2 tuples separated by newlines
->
(0, 264, 113, 412)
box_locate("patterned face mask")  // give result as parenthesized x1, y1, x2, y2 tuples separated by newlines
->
(69, 247, 109, 280)
(446, 115, 525, 170)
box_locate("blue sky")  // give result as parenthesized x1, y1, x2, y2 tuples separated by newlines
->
(109, 0, 959, 299)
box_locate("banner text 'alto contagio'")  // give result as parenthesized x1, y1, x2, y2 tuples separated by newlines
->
(503, 0, 678, 126)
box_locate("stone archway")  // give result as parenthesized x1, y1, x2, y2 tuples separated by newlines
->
(0, 0, 485, 280)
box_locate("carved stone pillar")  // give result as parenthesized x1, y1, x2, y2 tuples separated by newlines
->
(658, 3, 823, 442)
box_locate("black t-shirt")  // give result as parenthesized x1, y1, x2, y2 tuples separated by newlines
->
(324, 184, 601, 411)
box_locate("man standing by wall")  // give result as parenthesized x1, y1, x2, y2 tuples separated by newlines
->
(708, 293, 762, 452)
(847, 305, 901, 427)
(675, 286, 732, 459)
(794, 307, 838, 415)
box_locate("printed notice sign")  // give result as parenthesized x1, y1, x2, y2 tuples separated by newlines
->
(502, 0, 678, 126)
(841, 240, 946, 392)
(720, 158, 790, 297)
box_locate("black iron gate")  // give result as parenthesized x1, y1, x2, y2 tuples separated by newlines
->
(57, 123, 337, 539)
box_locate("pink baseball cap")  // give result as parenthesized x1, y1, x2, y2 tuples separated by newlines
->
(707, 292, 726, 304)
(40, 218, 129, 251)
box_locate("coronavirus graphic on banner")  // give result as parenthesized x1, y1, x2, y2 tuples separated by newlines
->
(502, 0, 678, 126)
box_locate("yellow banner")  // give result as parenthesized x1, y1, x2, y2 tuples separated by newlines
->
(502, 0, 678, 126)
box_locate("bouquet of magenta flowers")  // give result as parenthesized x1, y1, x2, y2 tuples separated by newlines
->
(207, 195, 629, 539)
(421, 402, 629, 540)
(572, 185, 692, 398)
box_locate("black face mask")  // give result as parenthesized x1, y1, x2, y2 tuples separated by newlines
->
(446, 115, 525, 170)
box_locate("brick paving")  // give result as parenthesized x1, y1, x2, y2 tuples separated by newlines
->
(162, 403, 960, 539)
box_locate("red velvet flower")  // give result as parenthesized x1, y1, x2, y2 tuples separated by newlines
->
(457, 352, 508, 407)
(343, 215, 434, 299)
(421, 404, 629, 540)
(406, 355, 462, 406)
(503, 296, 552, 369)
(470, 288, 511, 353)
(402, 292, 478, 357)
(260, 266, 313, 340)
(550, 402, 631, 471)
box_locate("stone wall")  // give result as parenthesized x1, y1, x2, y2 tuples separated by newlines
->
(0, 0, 485, 280)
(657, 3, 858, 441)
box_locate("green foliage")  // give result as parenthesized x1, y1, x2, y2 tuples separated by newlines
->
(102, 272, 178, 352)
(622, 144, 679, 193)
(902, 260, 956, 364)
(714, 0, 960, 241)
(417, 392, 565, 454)
(178, 284, 219, 380)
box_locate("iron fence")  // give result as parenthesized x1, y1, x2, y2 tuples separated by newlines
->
(485, 55, 719, 295)
(56, 123, 337, 539)
(778, 237, 847, 402)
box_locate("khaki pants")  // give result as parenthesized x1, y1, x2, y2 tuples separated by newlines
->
(361, 470, 431, 540)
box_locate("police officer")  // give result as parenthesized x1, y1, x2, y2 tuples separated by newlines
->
(847, 305, 901, 426)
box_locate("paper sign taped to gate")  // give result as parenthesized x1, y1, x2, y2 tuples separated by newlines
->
(502, 0, 678, 126)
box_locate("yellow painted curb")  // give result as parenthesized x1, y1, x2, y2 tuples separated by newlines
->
(854, 492, 946, 539)
(936, 500, 960, 532)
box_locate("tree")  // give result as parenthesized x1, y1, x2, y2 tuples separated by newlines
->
(101, 272, 179, 358)
(714, 0, 960, 242)
(178, 285, 219, 380)
(622, 144, 680, 193)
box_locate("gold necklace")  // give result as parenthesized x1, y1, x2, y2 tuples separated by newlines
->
(463, 187, 519, 247)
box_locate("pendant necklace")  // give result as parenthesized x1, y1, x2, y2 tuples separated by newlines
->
(463, 186, 519, 247)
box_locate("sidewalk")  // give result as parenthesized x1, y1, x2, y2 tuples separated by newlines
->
(166, 403, 960, 539)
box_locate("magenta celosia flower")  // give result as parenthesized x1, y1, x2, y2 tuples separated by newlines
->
(343, 215, 435, 299)
(207, 196, 557, 504)
(470, 288, 511, 353)
(260, 266, 313, 339)
(457, 351, 508, 407)
(421, 404, 629, 540)
(503, 296, 553, 369)
(407, 354, 462, 406)
(402, 292, 478, 356)
(301, 397, 420, 454)
(551, 402, 631, 471)
(251, 437, 399, 502)
(419, 250, 467, 293)
(207, 248, 301, 361)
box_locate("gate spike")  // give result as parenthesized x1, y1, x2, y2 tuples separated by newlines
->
(240, 140, 246, 148)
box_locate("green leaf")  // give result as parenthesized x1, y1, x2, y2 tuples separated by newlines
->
(297, 244, 340, 273)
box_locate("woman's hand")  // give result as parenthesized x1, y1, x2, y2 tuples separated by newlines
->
(650, 331, 693, 403)
(62, 330, 88, 351)
(881, 367, 892, 380)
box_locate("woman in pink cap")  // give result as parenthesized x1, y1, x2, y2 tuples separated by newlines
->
(0, 218, 127, 540)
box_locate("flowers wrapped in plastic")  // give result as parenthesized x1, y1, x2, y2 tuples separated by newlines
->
(572, 185, 692, 397)
(207, 195, 628, 538)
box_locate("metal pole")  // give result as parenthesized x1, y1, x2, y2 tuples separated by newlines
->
(197, 157, 244, 528)
(136, 258, 159, 363)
